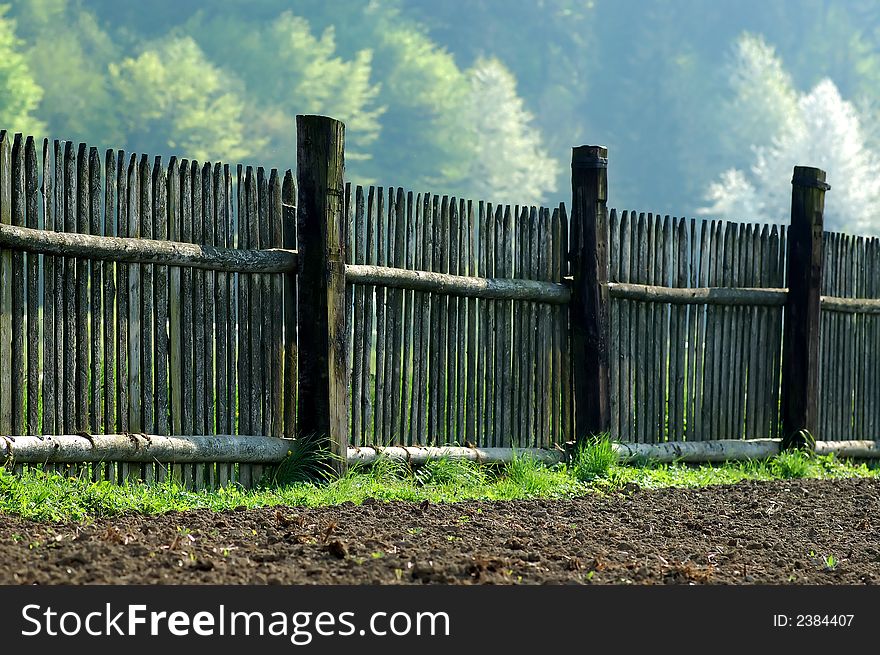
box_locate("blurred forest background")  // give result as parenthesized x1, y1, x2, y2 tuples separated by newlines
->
(2, 0, 879, 233)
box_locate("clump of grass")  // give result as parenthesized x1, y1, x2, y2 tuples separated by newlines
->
(570, 435, 617, 482)
(498, 450, 575, 497)
(272, 433, 339, 486)
(770, 449, 813, 479)
(415, 457, 487, 487)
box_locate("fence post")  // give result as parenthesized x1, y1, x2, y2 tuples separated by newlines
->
(570, 145, 611, 443)
(296, 115, 348, 476)
(781, 165, 828, 450)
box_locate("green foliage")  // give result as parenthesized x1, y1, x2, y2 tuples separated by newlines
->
(414, 457, 487, 487)
(110, 36, 253, 162)
(570, 435, 617, 482)
(0, 4, 44, 135)
(186, 10, 383, 172)
(769, 449, 813, 479)
(13, 0, 120, 145)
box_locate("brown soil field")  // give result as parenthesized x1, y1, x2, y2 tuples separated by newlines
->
(1, 477, 878, 585)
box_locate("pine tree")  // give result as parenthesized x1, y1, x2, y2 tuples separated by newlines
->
(463, 57, 558, 206)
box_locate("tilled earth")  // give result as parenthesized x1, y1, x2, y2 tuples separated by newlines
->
(1, 477, 878, 585)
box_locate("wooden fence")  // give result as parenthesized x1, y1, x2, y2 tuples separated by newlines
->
(2, 115, 880, 487)
(0, 130, 297, 488)
(343, 188, 570, 449)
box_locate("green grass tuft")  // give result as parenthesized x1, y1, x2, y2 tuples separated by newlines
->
(570, 435, 617, 481)
(769, 449, 813, 479)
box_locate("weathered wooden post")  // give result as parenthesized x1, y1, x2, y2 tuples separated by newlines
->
(781, 165, 828, 449)
(570, 145, 611, 442)
(296, 115, 349, 476)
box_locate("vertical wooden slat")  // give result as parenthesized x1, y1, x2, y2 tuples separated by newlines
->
(408, 193, 423, 444)
(167, 158, 182, 437)
(550, 207, 563, 445)
(374, 188, 387, 443)
(85, 148, 102, 434)
(0, 131, 12, 435)
(386, 188, 403, 443)
(540, 207, 553, 446)
(560, 204, 571, 442)
(204, 162, 216, 435)
(721, 222, 735, 439)
(269, 169, 283, 438)
(772, 225, 786, 438)
(456, 198, 468, 445)
(10, 135, 26, 436)
(502, 206, 516, 446)
(25, 138, 39, 435)
(608, 209, 620, 441)
(418, 193, 432, 444)
(754, 225, 770, 437)
(138, 155, 154, 437)
(465, 200, 477, 444)
(730, 223, 744, 438)
(246, 166, 262, 443)
(235, 164, 249, 435)
(115, 151, 129, 435)
(428, 196, 442, 443)
(125, 154, 141, 436)
(191, 162, 205, 435)
(41, 139, 55, 434)
(446, 198, 460, 444)
(213, 163, 228, 435)
(101, 149, 119, 434)
(513, 206, 526, 447)
(478, 201, 490, 445)
(258, 167, 271, 437)
(154, 157, 169, 435)
(390, 188, 406, 443)
(363, 187, 376, 443)
(657, 215, 670, 441)
(75, 143, 90, 432)
(59, 144, 78, 435)
(351, 185, 365, 445)
(437, 196, 451, 443)
(616, 210, 632, 442)
(282, 171, 296, 439)
(402, 192, 416, 444)
(486, 203, 499, 445)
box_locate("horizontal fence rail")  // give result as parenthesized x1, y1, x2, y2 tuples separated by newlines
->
(0, 221, 298, 273)
(607, 282, 788, 306)
(1, 433, 292, 463)
(345, 263, 571, 303)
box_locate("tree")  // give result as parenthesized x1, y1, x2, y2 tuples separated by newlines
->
(109, 36, 254, 163)
(701, 78, 880, 235)
(12, 0, 121, 146)
(186, 10, 384, 172)
(0, 4, 44, 136)
(462, 57, 558, 205)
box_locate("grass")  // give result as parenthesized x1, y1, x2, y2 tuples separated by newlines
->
(1, 442, 878, 523)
